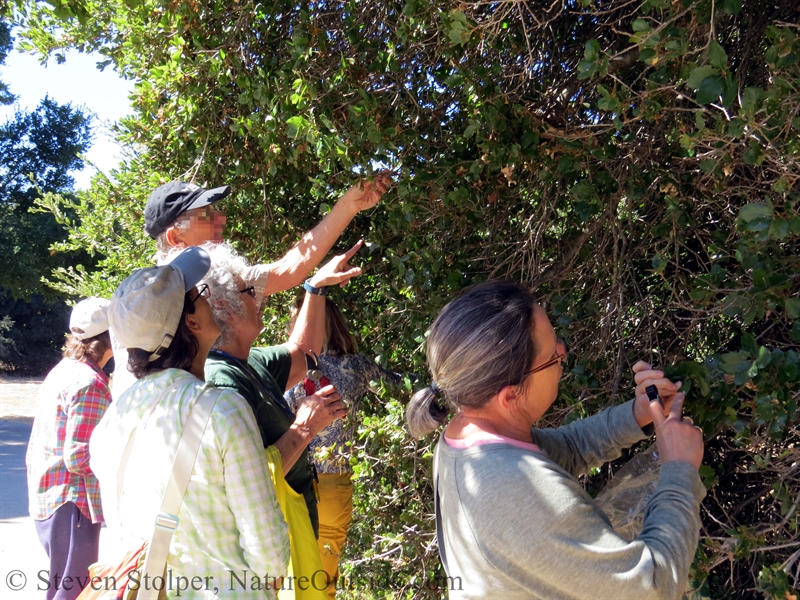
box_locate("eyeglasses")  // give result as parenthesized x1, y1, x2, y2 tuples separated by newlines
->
(526, 338, 569, 376)
(239, 286, 256, 298)
(190, 283, 210, 303)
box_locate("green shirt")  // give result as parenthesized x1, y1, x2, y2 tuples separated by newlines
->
(205, 346, 318, 536)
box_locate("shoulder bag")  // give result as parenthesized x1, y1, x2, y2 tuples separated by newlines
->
(78, 381, 220, 600)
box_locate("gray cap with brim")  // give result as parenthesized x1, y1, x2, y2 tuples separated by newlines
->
(108, 247, 211, 361)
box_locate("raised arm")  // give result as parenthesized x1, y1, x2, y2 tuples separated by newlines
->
(530, 400, 649, 477)
(272, 242, 362, 474)
(263, 174, 391, 296)
(281, 240, 365, 387)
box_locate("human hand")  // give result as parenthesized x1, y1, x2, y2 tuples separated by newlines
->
(631, 360, 682, 428)
(650, 392, 704, 469)
(308, 240, 363, 289)
(294, 384, 348, 438)
(338, 171, 392, 213)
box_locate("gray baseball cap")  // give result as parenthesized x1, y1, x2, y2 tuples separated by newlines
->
(108, 247, 211, 361)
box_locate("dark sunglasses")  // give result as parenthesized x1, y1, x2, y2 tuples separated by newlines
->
(526, 338, 569, 376)
(197, 204, 223, 217)
(190, 283, 210, 303)
(239, 286, 256, 298)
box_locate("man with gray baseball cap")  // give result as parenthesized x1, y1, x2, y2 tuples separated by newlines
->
(144, 181, 231, 240)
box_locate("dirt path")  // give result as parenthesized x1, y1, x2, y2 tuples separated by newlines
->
(0, 375, 42, 419)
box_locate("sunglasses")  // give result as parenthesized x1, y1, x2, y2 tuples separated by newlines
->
(239, 286, 256, 298)
(190, 283, 211, 303)
(193, 204, 224, 219)
(526, 338, 569, 376)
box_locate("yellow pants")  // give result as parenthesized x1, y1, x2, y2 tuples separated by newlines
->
(316, 473, 353, 600)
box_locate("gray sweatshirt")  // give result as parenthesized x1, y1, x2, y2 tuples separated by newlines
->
(435, 401, 706, 599)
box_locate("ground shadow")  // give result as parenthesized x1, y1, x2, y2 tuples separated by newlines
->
(0, 418, 33, 520)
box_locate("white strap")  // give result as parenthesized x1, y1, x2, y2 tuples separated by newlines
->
(115, 377, 192, 507)
(137, 383, 221, 600)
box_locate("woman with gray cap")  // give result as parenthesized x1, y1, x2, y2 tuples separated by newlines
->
(90, 247, 289, 599)
(26, 297, 114, 600)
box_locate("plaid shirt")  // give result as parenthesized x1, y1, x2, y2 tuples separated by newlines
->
(26, 357, 111, 523)
(91, 368, 289, 599)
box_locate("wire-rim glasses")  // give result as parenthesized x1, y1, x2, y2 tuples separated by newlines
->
(525, 338, 569, 376)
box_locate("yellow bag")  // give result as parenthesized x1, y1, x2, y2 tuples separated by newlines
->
(266, 446, 328, 600)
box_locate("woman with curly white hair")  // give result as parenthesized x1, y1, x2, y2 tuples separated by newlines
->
(199, 242, 359, 540)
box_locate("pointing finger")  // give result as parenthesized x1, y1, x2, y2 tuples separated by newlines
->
(341, 239, 363, 261)
(335, 266, 362, 281)
(648, 397, 667, 430)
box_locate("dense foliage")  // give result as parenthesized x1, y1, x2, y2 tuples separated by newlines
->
(0, 287, 73, 373)
(0, 20, 93, 373)
(0, 96, 93, 299)
(14, 0, 799, 596)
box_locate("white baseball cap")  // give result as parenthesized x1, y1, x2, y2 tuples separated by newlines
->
(109, 247, 211, 361)
(69, 297, 111, 340)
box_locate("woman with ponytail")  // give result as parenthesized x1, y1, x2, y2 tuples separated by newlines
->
(406, 279, 705, 599)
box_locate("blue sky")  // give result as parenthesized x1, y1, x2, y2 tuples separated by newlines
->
(0, 45, 134, 189)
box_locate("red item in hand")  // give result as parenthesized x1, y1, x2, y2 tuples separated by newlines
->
(303, 375, 331, 396)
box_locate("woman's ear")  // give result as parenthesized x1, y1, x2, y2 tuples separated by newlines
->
(184, 311, 203, 335)
(496, 385, 521, 412)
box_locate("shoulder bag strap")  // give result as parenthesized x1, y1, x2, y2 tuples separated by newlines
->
(137, 383, 222, 600)
(115, 376, 193, 507)
(433, 441, 451, 576)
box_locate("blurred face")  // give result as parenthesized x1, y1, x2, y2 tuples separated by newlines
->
(179, 204, 227, 245)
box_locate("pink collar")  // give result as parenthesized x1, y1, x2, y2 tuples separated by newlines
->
(443, 430, 540, 452)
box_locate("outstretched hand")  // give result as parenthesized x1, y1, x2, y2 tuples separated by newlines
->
(649, 391, 704, 469)
(308, 240, 364, 289)
(631, 360, 682, 428)
(339, 172, 393, 213)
